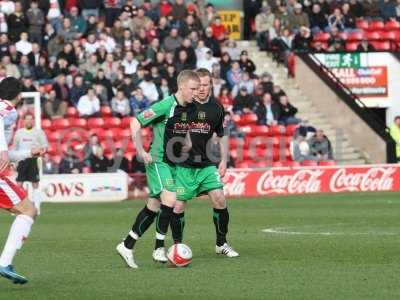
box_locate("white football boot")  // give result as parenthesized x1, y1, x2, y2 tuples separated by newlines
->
(116, 242, 138, 268)
(152, 247, 168, 263)
(215, 243, 240, 257)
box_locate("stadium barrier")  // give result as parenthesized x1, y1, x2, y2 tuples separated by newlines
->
(25, 172, 129, 202)
(223, 164, 400, 196)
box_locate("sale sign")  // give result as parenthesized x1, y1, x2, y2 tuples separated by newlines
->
(223, 165, 400, 197)
(331, 66, 388, 97)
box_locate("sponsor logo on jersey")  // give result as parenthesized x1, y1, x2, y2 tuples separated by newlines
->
(142, 109, 155, 120)
(198, 111, 206, 120)
(189, 122, 211, 134)
(181, 112, 187, 121)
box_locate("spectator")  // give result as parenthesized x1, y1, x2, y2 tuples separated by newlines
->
(77, 87, 101, 118)
(327, 27, 345, 52)
(218, 86, 234, 111)
(309, 3, 328, 33)
(0, 0, 15, 16)
(44, 90, 68, 119)
(80, 0, 102, 19)
(232, 72, 255, 98)
(111, 89, 131, 118)
(110, 148, 130, 173)
(7, 1, 28, 42)
(226, 61, 243, 88)
(159, 78, 170, 99)
(255, 93, 281, 125)
(288, 3, 310, 32)
(69, 6, 87, 35)
(255, 5, 275, 51)
(278, 95, 301, 125)
(210, 16, 227, 42)
(18, 55, 34, 78)
(52, 74, 70, 104)
(83, 134, 101, 163)
(309, 129, 333, 160)
(219, 52, 232, 82)
(139, 74, 159, 103)
(58, 17, 80, 43)
(356, 39, 376, 52)
(130, 87, 150, 116)
(292, 26, 313, 52)
(379, 0, 397, 20)
(15, 32, 32, 55)
(349, 0, 365, 18)
(222, 40, 241, 60)
(233, 86, 255, 115)
(204, 26, 221, 57)
(121, 50, 139, 75)
(196, 50, 218, 72)
(70, 75, 87, 106)
(243, 0, 262, 40)
(163, 27, 183, 53)
(327, 8, 345, 32)
(239, 50, 256, 75)
(34, 56, 52, 83)
(59, 147, 85, 174)
(92, 69, 114, 101)
(90, 147, 112, 173)
(101, 53, 119, 82)
(26, 1, 45, 45)
(224, 112, 244, 138)
(104, 0, 123, 28)
(42, 153, 59, 174)
(290, 131, 319, 162)
(21, 76, 37, 92)
(118, 75, 136, 98)
(342, 2, 356, 30)
(259, 72, 274, 94)
(47, 0, 62, 32)
(200, 3, 216, 28)
(175, 38, 197, 68)
(389, 116, 400, 162)
(28, 43, 43, 66)
(271, 84, 286, 103)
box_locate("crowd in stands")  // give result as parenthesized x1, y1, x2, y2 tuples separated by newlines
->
(0, 0, 342, 176)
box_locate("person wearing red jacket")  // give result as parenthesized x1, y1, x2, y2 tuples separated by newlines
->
(211, 16, 227, 42)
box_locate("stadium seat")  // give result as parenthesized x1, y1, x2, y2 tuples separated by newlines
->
(51, 155, 62, 164)
(69, 118, 87, 129)
(313, 32, 330, 42)
(47, 143, 57, 155)
(270, 124, 286, 136)
(356, 19, 369, 30)
(236, 161, 250, 168)
(382, 31, 396, 41)
(346, 42, 359, 51)
(339, 32, 348, 41)
(89, 128, 105, 138)
(385, 20, 400, 31)
(66, 107, 78, 118)
(100, 106, 112, 117)
(253, 161, 273, 168)
(41, 119, 52, 131)
(114, 128, 131, 141)
(368, 20, 385, 31)
(319, 160, 336, 166)
(365, 31, 382, 41)
(285, 124, 298, 136)
(235, 113, 258, 126)
(371, 41, 391, 51)
(87, 117, 105, 128)
(301, 160, 318, 166)
(52, 118, 70, 130)
(48, 131, 62, 143)
(280, 161, 301, 167)
(121, 117, 132, 128)
(103, 117, 122, 129)
(63, 130, 89, 143)
(229, 137, 244, 149)
(347, 31, 364, 42)
(247, 125, 270, 137)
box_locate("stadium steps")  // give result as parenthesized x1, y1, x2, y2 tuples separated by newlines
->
(236, 41, 368, 165)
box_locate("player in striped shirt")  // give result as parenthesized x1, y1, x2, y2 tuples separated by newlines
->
(0, 77, 45, 284)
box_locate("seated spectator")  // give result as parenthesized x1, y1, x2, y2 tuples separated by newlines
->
(34, 56, 52, 83)
(356, 39, 376, 52)
(131, 154, 146, 173)
(210, 16, 227, 42)
(70, 75, 87, 106)
(327, 8, 345, 32)
(92, 69, 114, 100)
(389, 116, 400, 162)
(279, 95, 301, 125)
(176, 50, 193, 73)
(195, 39, 211, 62)
(42, 153, 59, 174)
(111, 90, 131, 118)
(175, 38, 197, 69)
(69, 6, 87, 35)
(232, 72, 255, 98)
(222, 40, 241, 60)
(379, 0, 397, 21)
(309, 3, 328, 33)
(259, 72, 274, 94)
(271, 84, 286, 103)
(290, 132, 319, 162)
(59, 147, 85, 174)
(118, 75, 136, 99)
(342, 2, 356, 30)
(233, 87, 256, 115)
(204, 26, 221, 57)
(84, 134, 102, 165)
(109, 148, 130, 173)
(58, 17, 80, 43)
(292, 26, 313, 52)
(77, 87, 101, 118)
(255, 93, 281, 125)
(43, 90, 68, 119)
(227, 61, 243, 88)
(94, 84, 110, 106)
(101, 53, 119, 82)
(139, 74, 159, 103)
(309, 129, 333, 160)
(52, 74, 70, 104)
(130, 87, 150, 116)
(18, 55, 34, 78)
(327, 27, 346, 52)
(89, 147, 112, 173)
(163, 27, 183, 53)
(196, 50, 218, 72)
(224, 112, 244, 138)
(219, 52, 232, 82)
(349, 0, 364, 18)
(288, 3, 310, 32)
(255, 5, 275, 51)
(159, 78, 170, 99)
(21, 77, 37, 92)
(121, 50, 139, 75)
(239, 50, 256, 75)
(15, 32, 32, 55)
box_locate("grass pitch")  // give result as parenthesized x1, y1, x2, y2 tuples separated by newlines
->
(1, 193, 400, 300)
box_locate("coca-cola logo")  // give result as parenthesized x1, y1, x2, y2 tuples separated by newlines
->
(329, 167, 396, 192)
(256, 169, 323, 194)
(223, 172, 248, 196)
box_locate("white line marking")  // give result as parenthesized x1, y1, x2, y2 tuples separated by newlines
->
(262, 228, 399, 236)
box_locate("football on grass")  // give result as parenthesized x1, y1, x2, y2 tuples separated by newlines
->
(167, 243, 192, 267)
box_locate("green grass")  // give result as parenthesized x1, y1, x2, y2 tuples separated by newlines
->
(1, 193, 400, 299)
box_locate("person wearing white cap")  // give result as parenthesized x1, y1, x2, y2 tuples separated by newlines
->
(288, 3, 310, 32)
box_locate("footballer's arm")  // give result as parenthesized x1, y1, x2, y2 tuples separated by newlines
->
(130, 117, 152, 164)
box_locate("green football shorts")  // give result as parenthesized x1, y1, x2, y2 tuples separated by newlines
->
(175, 165, 224, 201)
(145, 162, 175, 198)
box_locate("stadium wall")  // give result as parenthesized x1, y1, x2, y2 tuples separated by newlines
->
(294, 55, 388, 164)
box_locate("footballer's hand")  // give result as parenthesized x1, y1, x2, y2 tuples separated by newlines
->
(31, 147, 45, 157)
(139, 151, 152, 164)
(218, 160, 227, 177)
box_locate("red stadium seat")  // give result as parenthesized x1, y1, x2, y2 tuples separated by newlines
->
(69, 118, 87, 129)
(89, 128, 105, 138)
(236, 161, 251, 168)
(100, 106, 112, 117)
(313, 32, 330, 42)
(51, 155, 62, 164)
(48, 131, 62, 143)
(347, 31, 364, 42)
(382, 31, 397, 41)
(319, 160, 336, 166)
(368, 20, 384, 31)
(236, 113, 258, 126)
(338, 32, 348, 41)
(41, 119, 52, 130)
(301, 160, 318, 166)
(346, 42, 359, 51)
(47, 143, 57, 155)
(356, 20, 369, 30)
(114, 128, 131, 141)
(87, 117, 104, 128)
(286, 124, 298, 136)
(121, 117, 132, 128)
(229, 137, 245, 149)
(385, 20, 400, 31)
(66, 107, 78, 118)
(371, 41, 391, 51)
(280, 161, 300, 167)
(253, 161, 273, 168)
(248, 125, 270, 137)
(103, 117, 122, 129)
(52, 118, 70, 130)
(365, 31, 382, 41)
(270, 124, 286, 136)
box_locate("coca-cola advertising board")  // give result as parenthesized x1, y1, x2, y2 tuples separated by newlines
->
(223, 165, 400, 197)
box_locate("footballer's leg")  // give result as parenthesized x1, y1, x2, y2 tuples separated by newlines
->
(116, 198, 160, 268)
(0, 191, 37, 285)
(170, 200, 186, 244)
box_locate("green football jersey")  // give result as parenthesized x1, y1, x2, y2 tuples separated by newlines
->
(136, 95, 195, 163)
